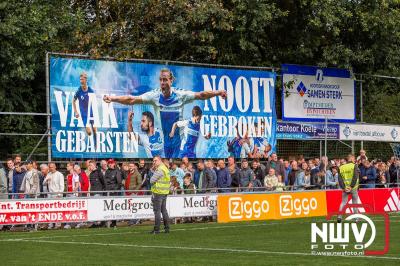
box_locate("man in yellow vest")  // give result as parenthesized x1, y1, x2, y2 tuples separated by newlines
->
(338, 154, 360, 223)
(150, 156, 171, 234)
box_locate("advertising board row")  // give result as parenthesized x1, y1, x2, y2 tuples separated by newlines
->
(0, 194, 217, 225)
(1, 188, 398, 225)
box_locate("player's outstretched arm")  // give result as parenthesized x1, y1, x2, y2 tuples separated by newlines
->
(194, 90, 227, 100)
(103, 95, 144, 105)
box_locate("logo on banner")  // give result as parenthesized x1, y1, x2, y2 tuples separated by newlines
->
(315, 69, 324, 82)
(228, 197, 270, 219)
(217, 194, 276, 222)
(279, 195, 318, 216)
(391, 128, 398, 141)
(297, 81, 308, 97)
(311, 204, 390, 256)
(383, 189, 400, 211)
(343, 125, 351, 138)
(345, 198, 365, 214)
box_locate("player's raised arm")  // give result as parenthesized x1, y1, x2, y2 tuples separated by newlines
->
(72, 98, 80, 118)
(103, 95, 144, 105)
(169, 122, 178, 138)
(127, 111, 139, 142)
(194, 90, 227, 100)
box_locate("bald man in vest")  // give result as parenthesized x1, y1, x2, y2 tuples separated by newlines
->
(337, 154, 360, 223)
(150, 156, 171, 234)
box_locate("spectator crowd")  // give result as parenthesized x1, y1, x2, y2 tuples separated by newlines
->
(0, 150, 399, 231)
(1, 150, 399, 201)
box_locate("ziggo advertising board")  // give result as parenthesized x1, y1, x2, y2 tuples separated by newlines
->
(217, 191, 327, 223)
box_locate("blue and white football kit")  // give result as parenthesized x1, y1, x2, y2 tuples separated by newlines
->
(177, 119, 200, 158)
(140, 88, 196, 158)
(138, 128, 165, 158)
(251, 137, 269, 155)
(74, 86, 94, 126)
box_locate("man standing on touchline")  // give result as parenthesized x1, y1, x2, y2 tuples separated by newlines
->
(337, 154, 360, 223)
(149, 156, 171, 234)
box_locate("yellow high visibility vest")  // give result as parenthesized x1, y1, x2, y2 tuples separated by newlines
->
(151, 163, 170, 195)
(339, 162, 359, 190)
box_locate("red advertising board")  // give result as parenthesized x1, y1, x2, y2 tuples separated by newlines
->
(0, 199, 88, 225)
(326, 188, 400, 214)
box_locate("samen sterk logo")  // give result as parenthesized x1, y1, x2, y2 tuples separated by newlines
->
(310, 204, 390, 256)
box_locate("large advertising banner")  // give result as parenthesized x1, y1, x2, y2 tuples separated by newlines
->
(276, 121, 339, 140)
(281, 64, 355, 122)
(0, 199, 87, 225)
(49, 55, 277, 158)
(339, 123, 400, 142)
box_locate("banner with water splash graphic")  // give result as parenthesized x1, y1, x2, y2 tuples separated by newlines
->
(49, 55, 276, 159)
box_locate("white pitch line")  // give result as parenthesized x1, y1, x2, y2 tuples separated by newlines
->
(0, 221, 310, 241)
(1, 215, 398, 241)
(5, 239, 400, 261)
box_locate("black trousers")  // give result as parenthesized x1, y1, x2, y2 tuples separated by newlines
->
(152, 193, 169, 231)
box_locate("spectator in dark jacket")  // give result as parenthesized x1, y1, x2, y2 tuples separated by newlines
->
(12, 163, 26, 198)
(388, 158, 399, 187)
(216, 160, 231, 192)
(193, 160, 207, 193)
(204, 160, 217, 192)
(239, 159, 254, 191)
(252, 160, 265, 183)
(376, 162, 389, 188)
(104, 159, 122, 192)
(288, 161, 301, 189)
(138, 159, 150, 192)
(360, 160, 376, 188)
(104, 159, 122, 228)
(88, 160, 105, 195)
(265, 153, 285, 181)
(308, 160, 320, 186)
(283, 160, 291, 186)
(227, 156, 240, 189)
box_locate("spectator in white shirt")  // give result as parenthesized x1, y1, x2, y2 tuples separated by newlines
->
(43, 163, 65, 198)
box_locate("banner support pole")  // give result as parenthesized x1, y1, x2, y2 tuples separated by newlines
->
(360, 74, 364, 151)
(324, 116, 327, 159)
(46, 52, 51, 162)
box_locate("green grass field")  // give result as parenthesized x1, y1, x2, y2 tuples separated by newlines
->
(0, 214, 399, 265)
